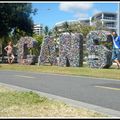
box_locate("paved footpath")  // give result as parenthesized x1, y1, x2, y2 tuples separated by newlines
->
(0, 70, 120, 117)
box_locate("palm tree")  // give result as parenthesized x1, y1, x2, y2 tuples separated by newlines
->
(48, 29, 53, 36)
(44, 26, 49, 35)
(53, 26, 59, 37)
(62, 21, 69, 33)
(92, 19, 109, 31)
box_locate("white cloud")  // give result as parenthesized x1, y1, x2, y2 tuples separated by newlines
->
(93, 9, 102, 14)
(74, 13, 89, 19)
(59, 2, 93, 12)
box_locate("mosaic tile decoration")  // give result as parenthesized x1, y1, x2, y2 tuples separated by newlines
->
(59, 32, 83, 67)
(17, 36, 37, 65)
(38, 35, 58, 65)
(86, 30, 113, 68)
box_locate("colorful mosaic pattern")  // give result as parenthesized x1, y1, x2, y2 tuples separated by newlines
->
(17, 36, 37, 65)
(59, 32, 83, 67)
(86, 30, 113, 68)
(38, 36, 58, 65)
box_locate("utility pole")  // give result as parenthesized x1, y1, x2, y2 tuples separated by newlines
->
(117, 2, 120, 36)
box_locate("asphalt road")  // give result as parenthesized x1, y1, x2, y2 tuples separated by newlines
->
(0, 70, 120, 116)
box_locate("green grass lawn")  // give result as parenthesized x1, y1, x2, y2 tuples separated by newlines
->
(0, 63, 120, 80)
(0, 85, 107, 117)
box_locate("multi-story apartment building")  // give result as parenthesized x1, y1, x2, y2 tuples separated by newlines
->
(54, 12, 117, 33)
(79, 18, 92, 25)
(33, 24, 43, 35)
(91, 12, 117, 32)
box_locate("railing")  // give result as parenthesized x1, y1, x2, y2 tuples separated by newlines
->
(105, 25, 116, 28)
(103, 17, 117, 20)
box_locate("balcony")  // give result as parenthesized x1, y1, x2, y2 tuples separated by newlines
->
(105, 25, 116, 29)
(103, 17, 117, 20)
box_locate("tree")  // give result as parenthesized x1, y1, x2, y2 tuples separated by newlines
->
(43, 26, 53, 36)
(91, 19, 109, 31)
(66, 22, 95, 38)
(53, 26, 59, 37)
(62, 21, 70, 33)
(0, 3, 37, 40)
(48, 29, 53, 36)
(32, 34, 43, 56)
(0, 3, 37, 61)
(44, 26, 49, 35)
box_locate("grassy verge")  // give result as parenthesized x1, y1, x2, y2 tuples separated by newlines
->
(0, 64, 120, 80)
(0, 85, 107, 117)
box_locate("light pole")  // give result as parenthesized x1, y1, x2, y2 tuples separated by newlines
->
(117, 2, 120, 36)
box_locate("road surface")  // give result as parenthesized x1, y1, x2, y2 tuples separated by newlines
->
(0, 70, 120, 117)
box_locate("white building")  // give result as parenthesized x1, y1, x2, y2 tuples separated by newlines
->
(91, 12, 117, 32)
(54, 12, 118, 33)
(33, 24, 43, 35)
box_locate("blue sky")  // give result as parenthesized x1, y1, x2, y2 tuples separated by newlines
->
(31, 2, 118, 29)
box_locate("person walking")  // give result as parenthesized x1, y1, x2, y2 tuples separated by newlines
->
(112, 31, 120, 69)
(4, 41, 15, 64)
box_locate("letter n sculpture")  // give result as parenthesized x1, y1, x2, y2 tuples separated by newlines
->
(59, 32, 83, 67)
